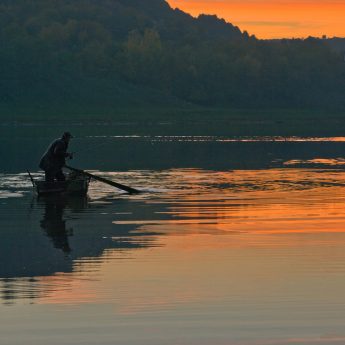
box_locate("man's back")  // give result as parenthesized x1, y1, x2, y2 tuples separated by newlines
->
(39, 138, 68, 170)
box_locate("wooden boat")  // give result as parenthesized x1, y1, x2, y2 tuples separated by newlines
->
(28, 172, 90, 196)
(28, 166, 140, 196)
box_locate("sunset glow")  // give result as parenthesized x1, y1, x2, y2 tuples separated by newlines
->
(167, 0, 345, 38)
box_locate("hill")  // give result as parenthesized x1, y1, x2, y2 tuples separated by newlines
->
(0, 0, 344, 117)
(326, 37, 345, 54)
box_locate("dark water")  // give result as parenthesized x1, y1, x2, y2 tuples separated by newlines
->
(2, 124, 345, 345)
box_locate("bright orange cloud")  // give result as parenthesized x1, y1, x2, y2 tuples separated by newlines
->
(167, 0, 345, 38)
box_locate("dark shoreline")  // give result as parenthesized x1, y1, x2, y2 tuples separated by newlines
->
(1, 107, 345, 137)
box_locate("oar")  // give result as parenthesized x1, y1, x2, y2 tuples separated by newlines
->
(65, 165, 141, 194)
(27, 170, 35, 188)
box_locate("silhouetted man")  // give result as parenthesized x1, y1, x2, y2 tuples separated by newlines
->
(39, 132, 73, 182)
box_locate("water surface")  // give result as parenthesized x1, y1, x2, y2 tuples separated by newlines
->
(1, 128, 345, 345)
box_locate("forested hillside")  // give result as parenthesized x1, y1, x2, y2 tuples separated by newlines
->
(1, 0, 344, 113)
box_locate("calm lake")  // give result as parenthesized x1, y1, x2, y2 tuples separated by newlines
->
(1, 122, 345, 345)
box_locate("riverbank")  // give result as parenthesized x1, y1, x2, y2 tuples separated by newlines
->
(1, 106, 345, 137)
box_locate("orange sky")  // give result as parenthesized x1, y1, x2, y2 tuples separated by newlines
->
(167, 0, 345, 38)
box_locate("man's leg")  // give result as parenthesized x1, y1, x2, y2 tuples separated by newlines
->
(55, 169, 66, 182)
(45, 170, 54, 182)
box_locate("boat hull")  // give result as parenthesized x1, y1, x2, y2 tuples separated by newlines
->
(35, 178, 89, 196)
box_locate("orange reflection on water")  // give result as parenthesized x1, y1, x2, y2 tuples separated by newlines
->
(36, 231, 345, 317)
(113, 168, 345, 236)
(37, 274, 98, 305)
(285, 158, 345, 166)
(24, 168, 345, 317)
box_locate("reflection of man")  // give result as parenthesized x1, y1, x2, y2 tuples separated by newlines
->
(40, 198, 72, 254)
(39, 132, 74, 182)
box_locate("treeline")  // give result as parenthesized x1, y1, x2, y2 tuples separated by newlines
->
(0, 0, 345, 111)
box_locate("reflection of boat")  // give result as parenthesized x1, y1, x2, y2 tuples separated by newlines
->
(39, 195, 87, 254)
(28, 172, 90, 196)
(0, 189, 156, 302)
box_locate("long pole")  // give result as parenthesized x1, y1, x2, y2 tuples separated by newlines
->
(27, 170, 35, 188)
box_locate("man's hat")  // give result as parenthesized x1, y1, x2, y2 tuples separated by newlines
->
(62, 131, 74, 138)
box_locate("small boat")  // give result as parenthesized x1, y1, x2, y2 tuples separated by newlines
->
(28, 166, 140, 196)
(28, 171, 90, 196)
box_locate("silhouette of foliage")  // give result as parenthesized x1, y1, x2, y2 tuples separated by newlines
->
(0, 0, 344, 111)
